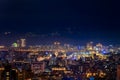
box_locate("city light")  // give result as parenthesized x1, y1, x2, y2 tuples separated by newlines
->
(0, 41, 119, 79)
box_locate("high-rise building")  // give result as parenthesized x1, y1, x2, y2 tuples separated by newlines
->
(17, 40, 20, 47)
(1, 62, 18, 80)
(20, 39, 26, 47)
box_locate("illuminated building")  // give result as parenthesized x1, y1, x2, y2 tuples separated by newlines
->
(54, 41, 60, 49)
(12, 42, 18, 47)
(117, 65, 120, 80)
(20, 39, 26, 47)
(1, 62, 18, 80)
(31, 62, 45, 74)
(96, 43, 103, 48)
(96, 43, 103, 51)
(0, 46, 5, 48)
(52, 67, 66, 71)
(54, 41, 60, 45)
(86, 42, 93, 50)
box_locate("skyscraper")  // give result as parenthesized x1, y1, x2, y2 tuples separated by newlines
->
(20, 39, 26, 47)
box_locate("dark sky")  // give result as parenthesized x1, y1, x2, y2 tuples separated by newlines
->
(0, 0, 120, 44)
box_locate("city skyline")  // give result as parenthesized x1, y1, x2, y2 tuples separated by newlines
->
(0, 32, 120, 46)
(0, 0, 120, 79)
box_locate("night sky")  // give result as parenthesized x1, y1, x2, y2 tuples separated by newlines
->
(0, 0, 120, 45)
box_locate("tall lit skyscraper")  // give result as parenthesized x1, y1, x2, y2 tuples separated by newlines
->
(20, 39, 26, 47)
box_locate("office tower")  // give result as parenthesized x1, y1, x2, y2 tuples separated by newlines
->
(20, 39, 26, 47)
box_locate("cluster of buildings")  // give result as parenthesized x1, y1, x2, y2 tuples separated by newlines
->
(0, 40, 120, 80)
(12, 39, 26, 48)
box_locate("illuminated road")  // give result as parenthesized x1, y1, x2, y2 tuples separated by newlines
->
(0, 48, 106, 59)
(0, 48, 81, 52)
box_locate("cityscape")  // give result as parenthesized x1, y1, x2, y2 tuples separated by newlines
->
(0, 38, 119, 80)
(0, 0, 120, 80)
